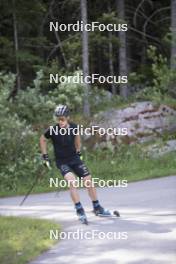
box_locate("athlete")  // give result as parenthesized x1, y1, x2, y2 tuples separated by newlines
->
(40, 104, 111, 224)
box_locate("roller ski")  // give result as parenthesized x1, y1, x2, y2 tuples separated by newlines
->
(93, 205, 120, 218)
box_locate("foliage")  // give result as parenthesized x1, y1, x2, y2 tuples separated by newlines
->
(1, 70, 85, 124)
(133, 46, 176, 103)
(0, 216, 60, 264)
(148, 46, 176, 97)
(49, 70, 84, 111)
(0, 0, 172, 89)
(13, 70, 56, 123)
(0, 70, 85, 194)
(0, 72, 50, 193)
(0, 111, 41, 192)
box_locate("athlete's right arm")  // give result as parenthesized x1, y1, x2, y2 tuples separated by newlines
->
(40, 135, 48, 155)
(40, 135, 51, 168)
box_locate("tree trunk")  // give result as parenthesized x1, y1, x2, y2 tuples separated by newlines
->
(80, 0, 90, 117)
(171, 0, 176, 69)
(12, 0, 21, 92)
(48, 0, 68, 68)
(108, 30, 116, 94)
(108, 4, 116, 94)
(116, 0, 128, 98)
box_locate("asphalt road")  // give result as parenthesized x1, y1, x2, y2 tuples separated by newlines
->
(0, 176, 176, 264)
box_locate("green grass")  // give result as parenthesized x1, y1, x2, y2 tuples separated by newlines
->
(0, 216, 61, 264)
(0, 146, 176, 197)
(85, 146, 176, 183)
(0, 172, 64, 197)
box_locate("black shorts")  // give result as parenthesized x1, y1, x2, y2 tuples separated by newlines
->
(56, 156, 90, 178)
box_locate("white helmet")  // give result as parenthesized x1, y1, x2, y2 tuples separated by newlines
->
(54, 105, 69, 117)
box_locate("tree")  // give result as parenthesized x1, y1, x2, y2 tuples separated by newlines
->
(108, 4, 116, 94)
(12, 0, 21, 93)
(0, 0, 172, 98)
(116, 0, 128, 98)
(171, 0, 176, 69)
(80, 0, 90, 117)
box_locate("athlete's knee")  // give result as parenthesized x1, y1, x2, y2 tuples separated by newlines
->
(64, 173, 77, 188)
(83, 175, 93, 188)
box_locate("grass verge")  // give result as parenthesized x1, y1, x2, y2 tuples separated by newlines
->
(86, 146, 176, 182)
(0, 216, 61, 264)
(0, 146, 176, 197)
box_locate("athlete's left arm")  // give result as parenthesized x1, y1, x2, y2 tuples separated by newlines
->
(74, 135, 81, 152)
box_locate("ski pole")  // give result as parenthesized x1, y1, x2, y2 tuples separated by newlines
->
(19, 161, 51, 206)
(19, 173, 41, 206)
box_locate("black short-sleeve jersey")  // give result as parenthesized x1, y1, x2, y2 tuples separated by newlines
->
(44, 122, 78, 161)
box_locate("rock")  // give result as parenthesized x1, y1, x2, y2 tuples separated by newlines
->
(145, 140, 176, 157)
(84, 101, 176, 149)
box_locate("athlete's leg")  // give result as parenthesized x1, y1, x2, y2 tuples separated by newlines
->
(64, 172, 80, 203)
(70, 158, 97, 201)
(56, 161, 87, 221)
(83, 174, 111, 215)
(70, 157, 109, 216)
(64, 172, 87, 222)
(83, 174, 98, 201)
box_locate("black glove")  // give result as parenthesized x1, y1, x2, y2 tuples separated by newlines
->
(76, 151, 83, 160)
(42, 154, 51, 169)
